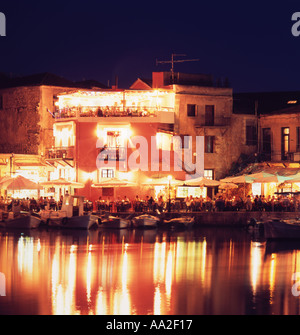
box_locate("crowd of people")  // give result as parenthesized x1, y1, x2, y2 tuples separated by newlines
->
(96, 193, 300, 213)
(0, 196, 63, 212)
(1, 193, 300, 214)
(184, 194, 300, 212)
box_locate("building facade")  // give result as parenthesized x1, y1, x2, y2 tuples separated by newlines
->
(45, 72, 256, 202)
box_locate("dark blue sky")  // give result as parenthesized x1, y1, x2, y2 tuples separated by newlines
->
(1, 0, 300, 92)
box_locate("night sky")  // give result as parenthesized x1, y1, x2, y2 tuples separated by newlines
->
(1, 0, 300, 92)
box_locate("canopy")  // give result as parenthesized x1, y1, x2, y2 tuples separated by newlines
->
(184, 177, 220, 187)
(40, 178, 84, 188)
(220, 174, 255, 184)
(0, 175, 42, 190)
(284, 173, 300, 183)
(250, 173, 295, 183)
(92, 178, 137, 187)
(142, 177, 183, 186)
(219, 182, 238, 189)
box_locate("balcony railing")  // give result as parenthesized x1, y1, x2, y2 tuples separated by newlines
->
(97, 147, 126, 161)
(54, 106, 173, 119)
(46, 146, 74, 160)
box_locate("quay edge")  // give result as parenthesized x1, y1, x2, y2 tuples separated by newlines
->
(100, 211, 300, 227)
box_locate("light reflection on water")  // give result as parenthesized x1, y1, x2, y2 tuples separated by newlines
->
(1, 228, 300, 315)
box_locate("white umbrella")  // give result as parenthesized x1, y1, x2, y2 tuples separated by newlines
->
(40, 178, 84, 188)
(1, 175, 42, 190)
(184, 177, 220, 187)
(142, 177, 182, 186)
(219, 182, 238, 189)
(92, 178, 137, 188)
(220, 174, 255, 184)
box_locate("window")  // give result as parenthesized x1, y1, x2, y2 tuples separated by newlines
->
(281, 127, 290, 160)
(204, 169, 214, 180)
(205, 105, 214, 126)
(101, 169, 115, 179)
(262, 128, 271, 153)
(205, 136, 215, 153)
(246, 124, 257, 146)
(187, 104, 197, 117)
(297, 127, 300, 152)
(54, 122, 75, 148)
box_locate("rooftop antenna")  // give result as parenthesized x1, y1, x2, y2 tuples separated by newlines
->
(156, 53, 199, 83)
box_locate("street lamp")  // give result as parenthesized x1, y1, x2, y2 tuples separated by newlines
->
(168, 175, 172, 212)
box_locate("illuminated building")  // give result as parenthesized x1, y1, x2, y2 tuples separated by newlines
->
(0, 71, 260, 203)
(46, 72, 256, 202)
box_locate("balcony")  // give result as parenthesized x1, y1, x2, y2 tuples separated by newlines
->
(97, 147, 126, 161)
(194, 117, 231, 128)
(54, 106, 174, 124)
(45, 147, 74, 167)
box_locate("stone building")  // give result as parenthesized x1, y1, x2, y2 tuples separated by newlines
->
(0, 72, 107, 185)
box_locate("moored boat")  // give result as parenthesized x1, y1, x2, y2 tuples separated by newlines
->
(264, 218, 300, 239)
(0, 212, 41, 229)
(40, 195, 97, 230)
(131, 214, 160, 229)
(159, 216, 195, 230)
(98, 215, 130, 229)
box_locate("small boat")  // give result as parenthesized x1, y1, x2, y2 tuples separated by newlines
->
(98, 214, 131, 229)
(159, 216, 195, 230)
(40, 195, 97, 230)
(264, 218, 300, 239)
(39, 210, 66, 227)
(0, 211, 41, 229)
(131, 214, 160, 229)
(246, 218, 265, 233)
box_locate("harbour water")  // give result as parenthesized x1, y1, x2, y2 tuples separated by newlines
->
(1, 227, 300, 315)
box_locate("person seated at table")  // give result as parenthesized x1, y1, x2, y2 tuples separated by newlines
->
(157, 196, 164, 212)
(215, 196, 225, 212)
(134, 195, 141, 212)
(29, 197, 38, 212)
(49, 196, 57, 210)
(97, 107, 103, 117)
(147, 196, 155, 211)
(116, 196, 122, 212)
(185, 196, 193, 212)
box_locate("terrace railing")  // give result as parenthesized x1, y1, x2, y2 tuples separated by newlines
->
(54, 106, 173, 119)
(46, 146, 74, 160)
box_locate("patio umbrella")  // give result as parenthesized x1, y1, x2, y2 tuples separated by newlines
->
(220, 174, 255, 198)
(142, 177, 183, 186)
(0, 175, 42, 190)
(0, 175, 13, 186)
(220, 174, 255, 184)
(40, 178, 84, 188)
(219, 182, 238, 189)
(250, 174, 294, 183)
(184, 176, 220, 187)
(246, 172, 275, 182)
(284, 173, 300, 183)
(92, 178, 137, 188)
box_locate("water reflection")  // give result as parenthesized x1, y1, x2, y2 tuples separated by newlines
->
(1, 228, 300, 314)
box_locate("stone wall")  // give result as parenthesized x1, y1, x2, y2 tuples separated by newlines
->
(174, 85, 257, 179)
(0, 86, 41, 154)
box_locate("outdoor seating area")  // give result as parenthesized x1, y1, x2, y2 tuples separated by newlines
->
(55, 106, 159, 119)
